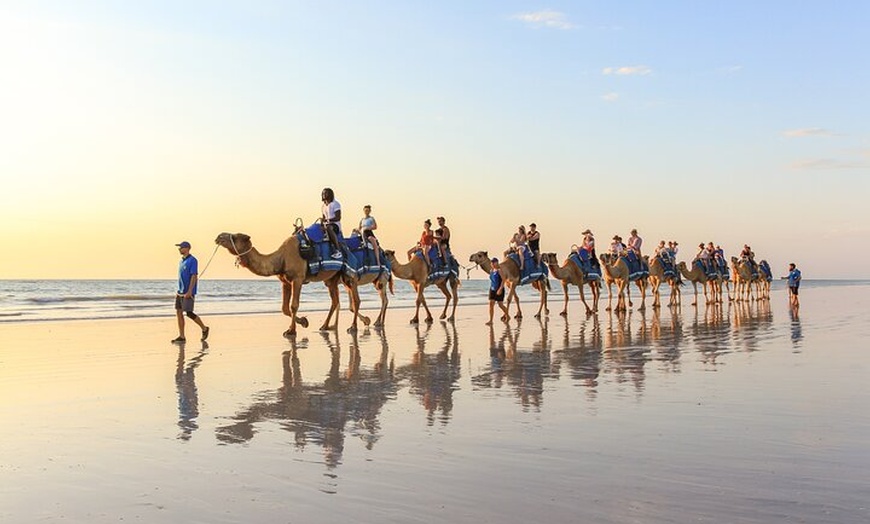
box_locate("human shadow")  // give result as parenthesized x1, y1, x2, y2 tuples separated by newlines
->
(176, 341, 209, 441)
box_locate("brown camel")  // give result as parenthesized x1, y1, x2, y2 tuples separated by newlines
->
(542, 252, 599, 316)
(646, 255, 680, 308)
(757, 260, 772, 301)
(677, 261, 719, 306)
(469, 251, 549, 319)
(730, 256, 757, 302)
(599, 253, 647, 312)
(215, 232, 363, 336)
(383, 250, 459, 323)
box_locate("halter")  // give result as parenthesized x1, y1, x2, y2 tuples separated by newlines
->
(230, 235, 253, 268)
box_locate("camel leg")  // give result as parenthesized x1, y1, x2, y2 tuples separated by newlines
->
(510, 284, 523, 319)
(448, 279, 459, 321)
(346, 283, 361, 333)
(347, 284, 371, 327)
(282, 278, 308, 337)
(320, 281, 340, 331)
(605, 282, 614, 311)
(410, 283, 423, 324)
(436, 281, 451, 320)
(374, 282, 387, 327)
(637, 280, 647, 311)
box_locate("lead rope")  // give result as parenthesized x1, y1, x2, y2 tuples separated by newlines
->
(197, 244, 221, 278)
(230, 235, 253, 268)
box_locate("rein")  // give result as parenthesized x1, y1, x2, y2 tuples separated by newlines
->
(230, 235, 253, 268)
(197, 244, 221, 278)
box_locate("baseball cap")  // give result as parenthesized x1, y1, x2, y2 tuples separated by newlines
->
(175, 241, 191, 249)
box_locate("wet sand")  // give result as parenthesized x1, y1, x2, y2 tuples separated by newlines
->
(2, 284, 869, 523)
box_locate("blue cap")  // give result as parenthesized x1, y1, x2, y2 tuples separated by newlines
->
(175, 241, 191, 249)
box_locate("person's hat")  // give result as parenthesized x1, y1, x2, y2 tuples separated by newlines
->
(582, 229, 592, 235)
(176, 241, 191, 249)
(437, 216, 445, 220)
(529, 222, 537, 228)
(613, 235, 619, 240)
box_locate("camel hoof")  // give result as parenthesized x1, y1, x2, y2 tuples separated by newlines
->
(410, 318, 419, 324)
(298, 317, 309, 328)
(439, 314, 447, 320)
(425, 317, 434, 324)
(560, 311, 567, 317)
(514, 314, 523, 319)
(534, 313, 541, 319)
(362, 317, 371, 327)
(283, 329, 296, 338)
(347, 325, 358, 334)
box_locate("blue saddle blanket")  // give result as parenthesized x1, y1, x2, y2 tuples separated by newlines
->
(297, 224, 389, 278)
(413, 245, 458, 281)
(568, 252, 601, 280)
(693, 260, 719, 279)
(655, 255, 676, 279)
(620, 252, 649, 280)
(716, 258, 730, 281)
(507, 250, 549, 285)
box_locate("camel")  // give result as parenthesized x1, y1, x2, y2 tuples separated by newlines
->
(383, 250, 459, 323)
(646, 255, 680, 308)
(677, 260, 720, 306)
(757, 260, 773, 300)
(599, 253, 647, 312)
(215, 232, 363, 337)
(469, 251, 549, 319)
(542, 252, 599, 316)
(349, 266, 394, 327)
(730, 256, 757, 302)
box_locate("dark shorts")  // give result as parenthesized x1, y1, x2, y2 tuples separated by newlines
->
(363, 230, 376, 240)
(489, 289, 505, 302)
(175, 295, 195, 312)
(789, 285, 799, 295)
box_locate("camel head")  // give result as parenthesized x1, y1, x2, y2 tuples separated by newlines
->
(677, 261, 687, 270)
(215, 232, 252, 255)
(542, 252, 559, 265)
(468, 251, 489, 265)
(383, 249, 396, 260)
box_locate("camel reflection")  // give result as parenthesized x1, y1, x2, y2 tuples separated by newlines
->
(472, 320, 552, 411)
(176, 341, 209, 441)
(402, 322, 461, 425)
(601, 310, 648, 394)
(730, 300, 774, 353)
(215, 331, 395, 471)
(649, 307, 683, 372)
(689, 303, 731, 368)
(552, 316, 602, 401)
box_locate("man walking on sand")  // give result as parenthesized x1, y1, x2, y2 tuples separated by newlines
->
(172, 241, 210, 344)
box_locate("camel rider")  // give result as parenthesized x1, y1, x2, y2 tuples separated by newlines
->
(358, 204, 381, 266)
(509, 225, 528, 272)
(321, 188, 343, 259)
(581, 229, 599, 268)
(610, 235, 626, 258)
(714, 244, 726, 273)
(408, 219, 435, 268)
(695, 242, 712, 273)
(434, 216, 450, 263)
(741, 244, 758, 271)
(655, 240, 670, 263)
(627, 229, 643, 257)
(527, 223, 541, 265)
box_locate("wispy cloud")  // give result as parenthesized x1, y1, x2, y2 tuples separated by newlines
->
(782, 127, 835, 138)
(512, 10, 575, 30)
(789, 158, 864, 170)
(601, 92, 619, 102)
(602, 65, 652, 76)
(717, 65, 743, 75)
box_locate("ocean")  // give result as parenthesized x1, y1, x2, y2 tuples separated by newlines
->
(0, 278, 861, 323)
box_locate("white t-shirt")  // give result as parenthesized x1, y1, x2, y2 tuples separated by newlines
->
(322, 200, 342, 231)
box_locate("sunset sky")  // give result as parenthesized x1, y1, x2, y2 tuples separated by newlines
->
(2, 1, 868, 279)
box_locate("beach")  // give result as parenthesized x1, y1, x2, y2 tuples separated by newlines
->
(2, 282, 869, 523)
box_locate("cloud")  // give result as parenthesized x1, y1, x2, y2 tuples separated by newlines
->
(601, 92, 619, 102)
(512, 10, 575, 30)
(789, 158, 864, 170)
(782, 128, 834, 138)
(602, 65, 652, 76)
(717, 65, 743, 75)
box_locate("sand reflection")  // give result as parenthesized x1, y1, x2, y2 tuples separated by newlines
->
(401, 322, 461, 426)
(175, 341, 209, 441)
(214, 331, 396, 473)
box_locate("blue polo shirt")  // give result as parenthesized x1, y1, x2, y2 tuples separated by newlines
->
(490, 269, 502, 291)
(788, 268, 801, 287)
(178, 255, 199, 295)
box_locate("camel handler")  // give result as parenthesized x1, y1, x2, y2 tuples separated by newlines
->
(172, 241, 210, 344)
(321, 187, 343, 259)
(787, 263, 801, 307)
(486, 257, 510, 325)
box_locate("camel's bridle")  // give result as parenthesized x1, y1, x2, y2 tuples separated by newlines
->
(230, 235, 253, 267)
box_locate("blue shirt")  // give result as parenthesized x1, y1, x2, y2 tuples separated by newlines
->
(178, 255, 199, 295)
(489, 269, 502, 291)
(788, 268, 801, 287)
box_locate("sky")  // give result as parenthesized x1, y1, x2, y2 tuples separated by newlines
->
(1, 1, 868, 279)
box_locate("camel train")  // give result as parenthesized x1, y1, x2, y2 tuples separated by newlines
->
(215, 221, 771, 337)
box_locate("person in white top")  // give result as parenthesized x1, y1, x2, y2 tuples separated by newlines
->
(610, 235, 626, 258)
(357, 204, 380, 266)
(321, 188, 343, 258)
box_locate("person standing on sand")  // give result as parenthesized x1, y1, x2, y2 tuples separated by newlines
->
(172, 241, 209, 344)
(487, 257, 510, 325)
(787, 263, 802, 307)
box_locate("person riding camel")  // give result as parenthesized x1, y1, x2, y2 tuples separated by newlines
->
(357, 204, 381, 266)
(508, 225, 528, 272)
(527, 223, 541, 265)
(581, 229, 599, 268)
(627, 229, 643, 257)
(694, 242, 713, 273)
(408, 219, 436, 268)
(610, 235, 626, 258)
(434, 216, 451, 264)
(320, 187, 343, 259)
